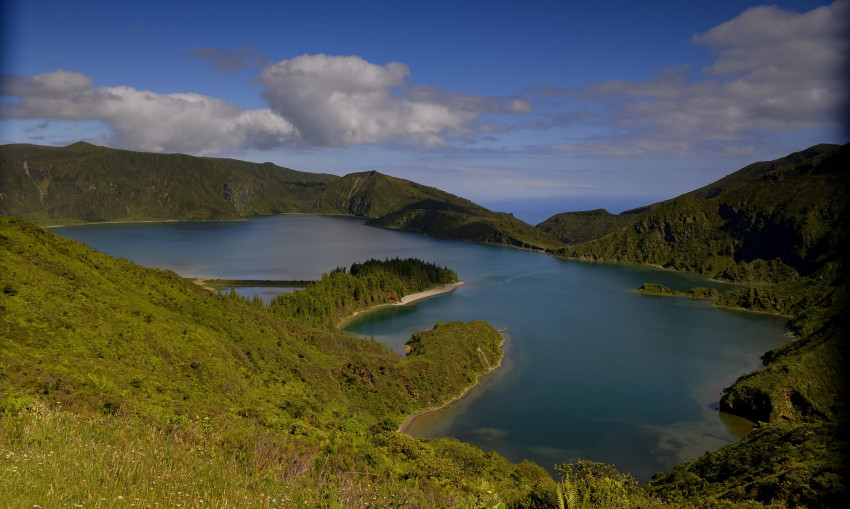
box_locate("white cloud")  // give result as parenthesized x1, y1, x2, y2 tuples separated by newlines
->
(2, 54, 534, 154)
(1, 70, 296, 155)
(2, 70, 93, 96)
(257, 54, 531, 147)
(539, 0, 849, 155)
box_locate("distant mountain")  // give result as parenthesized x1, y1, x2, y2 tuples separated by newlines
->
(536, 207, 648, 245)
(538, 143, 848, 253)
(309, 169, 486, 218)
(0, 142, 336, 223)
(308, 170, 561, 250)
(558, 143, 848, 281)
(0, 142, 560, 250)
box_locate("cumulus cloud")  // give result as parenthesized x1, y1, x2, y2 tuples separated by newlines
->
(539, 0, 849, 155)
(1, 70, 296, 155)
(2, 54, 533, 154)
(257, 53, 531, 147)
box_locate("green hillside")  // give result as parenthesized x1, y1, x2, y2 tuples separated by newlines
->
(5, 214, 828, 508)
(559, 144, 847, 279)
(0, 142, 336, 223)
(556, 143, 849, 505)
(536, 207, 648, 245)
(3, 142, 849, 506)
(369, 207, 562, 251)
(0, 142, 561, 250)
(311, 170, 562, 251)
(0, 215, 561, 507)
(309, 170, 487, 218)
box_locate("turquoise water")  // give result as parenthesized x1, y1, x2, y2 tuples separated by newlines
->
(53, 215, 787, 481)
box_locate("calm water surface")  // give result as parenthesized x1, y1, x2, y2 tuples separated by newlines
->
(53, 215, 787, 481)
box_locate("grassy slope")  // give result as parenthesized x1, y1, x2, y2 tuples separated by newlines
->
(552, 144, 849, 506)
(0, 143, 562, 250)
(0, 215, 559, 507)
(0, 142, 337, 224)
(309, 170, 488, 218)
(313, 170, 563, 251)
(536, 208, 649, 245)
(559, 144, 847, 278)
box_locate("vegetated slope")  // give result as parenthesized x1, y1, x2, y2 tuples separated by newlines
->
(560, 143, 847, 279)
(313, 170, 563, 251)
(685, 143, 843, 201)
(556, 144, 849, 506)
(0, 143, 562, 251)
(536, 207, 649, 245)
(0, 142, 337, 224)
(309, 170, 486, 218)
(0, 215, 557, 507)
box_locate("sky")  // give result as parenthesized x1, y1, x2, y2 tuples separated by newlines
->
(1, 0, 848, 223)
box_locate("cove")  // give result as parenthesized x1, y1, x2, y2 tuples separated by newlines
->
(52, 214, 788, 482)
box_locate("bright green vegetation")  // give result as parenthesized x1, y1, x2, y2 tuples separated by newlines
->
(537, 208, 649, 245)
(558, 144, 849, 506)
(2, 141, 848, 507)
(647, 421, 847, 508)
(266, 258, 458, 328)
(0, 215, 558, 507)
(0, 143, 560, 250)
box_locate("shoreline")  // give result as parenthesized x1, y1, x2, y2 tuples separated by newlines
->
(338, 281, 464, 328)
(398, 331, 507, 434)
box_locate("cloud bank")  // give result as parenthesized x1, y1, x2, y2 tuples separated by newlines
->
(1, 70, 295, 155)
(1, 1, 845, 158)
(257, 54, 531, 147)
(543, 0, 849, 155)
(2, 54, 532, 155)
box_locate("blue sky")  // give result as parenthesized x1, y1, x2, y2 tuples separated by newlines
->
(2, 0, 847, 222)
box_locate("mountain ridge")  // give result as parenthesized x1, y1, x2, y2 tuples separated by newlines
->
(0, 142, 561, 250)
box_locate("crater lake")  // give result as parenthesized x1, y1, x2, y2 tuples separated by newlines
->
(52, 214, 787, 481)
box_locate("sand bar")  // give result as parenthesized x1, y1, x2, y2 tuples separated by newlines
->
(338, 281, 464, 327)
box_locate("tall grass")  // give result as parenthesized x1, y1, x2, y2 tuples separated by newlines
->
(0, 403, 497, 508)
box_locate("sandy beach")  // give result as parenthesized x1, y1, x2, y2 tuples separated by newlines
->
(397, 331, 507, 434)
(338, 281, 464, 327)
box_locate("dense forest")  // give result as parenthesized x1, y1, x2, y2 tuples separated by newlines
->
(264, 258, 458, 328)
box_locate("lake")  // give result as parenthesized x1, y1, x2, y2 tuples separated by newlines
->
(52, 214, 788, 482)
